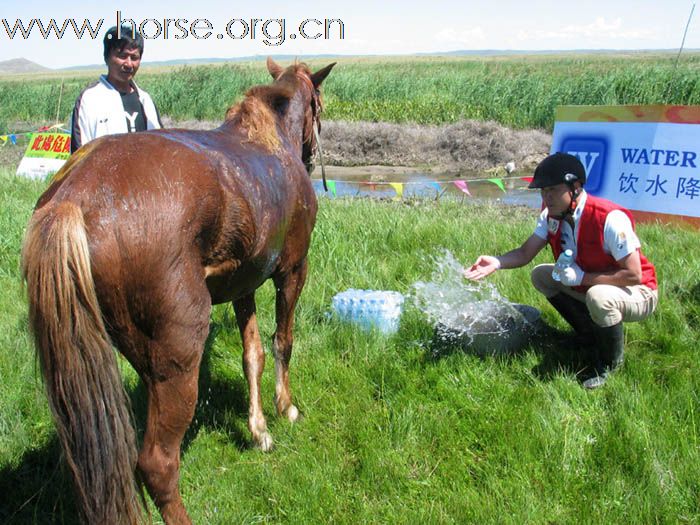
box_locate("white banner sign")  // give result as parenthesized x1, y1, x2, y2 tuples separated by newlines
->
(552, 106, 700, 221)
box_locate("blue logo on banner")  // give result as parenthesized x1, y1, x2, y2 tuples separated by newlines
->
(559, 137, 608, 195)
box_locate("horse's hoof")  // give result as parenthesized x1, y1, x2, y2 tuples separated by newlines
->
(256, 432, 274, 452)
(286, 405, 300, 423)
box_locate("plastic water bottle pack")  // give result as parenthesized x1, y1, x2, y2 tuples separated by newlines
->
(331, 289, 405, 334)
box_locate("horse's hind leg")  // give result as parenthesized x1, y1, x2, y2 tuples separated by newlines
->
(271, 258, 308, 422)
(233, 293, 273, 451)
(139, 368, 200, 524)
(135, 303, 210, 524)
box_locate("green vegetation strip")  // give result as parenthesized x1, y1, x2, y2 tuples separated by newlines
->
(1, 54, 699, 132)
(1, 168, 699, 523)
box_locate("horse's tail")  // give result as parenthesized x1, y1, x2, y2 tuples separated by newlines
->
(21, 201, 143, 525)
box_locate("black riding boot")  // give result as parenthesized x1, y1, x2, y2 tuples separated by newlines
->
(546, 293, 596, 347)
(546, 293, 599, 376)
(582, 322, 624, 390)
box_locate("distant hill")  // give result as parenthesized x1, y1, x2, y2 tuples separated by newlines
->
(59, 48, 696, 71)
(0, 58, 50, 75)
(62, 54, 340, 71)
(423, 48, 687, 56)
(4, 49, 696, 74)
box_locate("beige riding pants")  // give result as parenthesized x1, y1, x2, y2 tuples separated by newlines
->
(531, 264, 658, 328)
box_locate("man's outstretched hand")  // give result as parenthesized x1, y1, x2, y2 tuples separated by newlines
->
(463, 255, 501, 281)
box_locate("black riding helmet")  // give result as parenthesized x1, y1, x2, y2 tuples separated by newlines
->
(528, 152, 586, 189)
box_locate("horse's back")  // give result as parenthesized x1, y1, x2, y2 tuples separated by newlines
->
(34, 128, 316, 305)
(40, 128, 305, 245)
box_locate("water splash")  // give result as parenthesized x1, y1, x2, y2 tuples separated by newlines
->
(410, 249, 537, 355)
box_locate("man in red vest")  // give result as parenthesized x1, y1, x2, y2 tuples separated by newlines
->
(464, 152, 658, 389)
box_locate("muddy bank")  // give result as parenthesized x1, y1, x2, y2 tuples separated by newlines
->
(2, 118, 552, 177)
(164, 117, 552, 176)
(321, 120, 551, 174)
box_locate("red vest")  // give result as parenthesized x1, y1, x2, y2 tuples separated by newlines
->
(547, 195, 657, 293)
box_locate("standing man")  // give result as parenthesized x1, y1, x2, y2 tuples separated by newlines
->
(464, 153, 658, 389)
(70, 25, 162, 153)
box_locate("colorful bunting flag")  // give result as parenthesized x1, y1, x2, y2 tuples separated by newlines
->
(0, 124, 68, 146)
(453, 180, 471, 196)
(389, 182, 404, 199)
(487, 178, 506, 192)
(315, 175, 535, 199)
(428, 181, 442, 195)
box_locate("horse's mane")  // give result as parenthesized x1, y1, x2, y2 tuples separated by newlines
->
(225, 64, 312, 152)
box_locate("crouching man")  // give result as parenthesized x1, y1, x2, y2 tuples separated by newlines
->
(463, 152, 658, 389)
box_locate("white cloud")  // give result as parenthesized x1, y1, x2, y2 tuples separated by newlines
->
(517, 17, 657, 43)
(434, 26, 486, 45)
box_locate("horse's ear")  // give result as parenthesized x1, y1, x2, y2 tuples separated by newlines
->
(267, 57, 284, 80)
(310, 62, 336, 88)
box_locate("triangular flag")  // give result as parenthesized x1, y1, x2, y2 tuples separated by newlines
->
(521, 177, 534, 184)
(389, 182, 404, 199)
(453, 180, 471, 196)
(326, 179, 337, 197)
(0, 136, 7, 146)
(428, 181, 442, 194)
(9, 134, 17, 145)
(488, 178, 506, 192)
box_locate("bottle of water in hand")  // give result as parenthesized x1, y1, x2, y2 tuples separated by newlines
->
(552, 249, 574, 282)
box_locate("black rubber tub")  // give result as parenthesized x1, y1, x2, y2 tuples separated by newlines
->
(431, 303, 542, 357)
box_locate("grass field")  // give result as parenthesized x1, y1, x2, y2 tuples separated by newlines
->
(1, 168, 699, 523)
(1, 53, 699, 132)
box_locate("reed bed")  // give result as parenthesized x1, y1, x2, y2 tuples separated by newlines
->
(1, 54, 698, 132)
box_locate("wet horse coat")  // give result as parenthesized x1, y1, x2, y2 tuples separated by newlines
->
(21, 59, 334, 524)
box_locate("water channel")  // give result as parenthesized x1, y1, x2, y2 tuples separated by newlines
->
(311, 166, 541, 209)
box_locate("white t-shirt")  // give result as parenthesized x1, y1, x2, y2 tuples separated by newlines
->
(534, 191, 640, 261)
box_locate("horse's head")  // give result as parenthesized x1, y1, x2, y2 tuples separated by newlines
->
(267, 57, 335, 174)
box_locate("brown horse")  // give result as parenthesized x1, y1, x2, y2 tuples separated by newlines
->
(21, 58, 335, 524)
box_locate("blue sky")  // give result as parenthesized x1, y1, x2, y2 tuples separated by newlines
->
(1, 0, 698, 68)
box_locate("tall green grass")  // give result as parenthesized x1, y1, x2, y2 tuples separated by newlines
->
(1, 168, 699, 523)
(1, 54, 699, 131)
